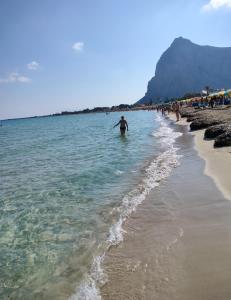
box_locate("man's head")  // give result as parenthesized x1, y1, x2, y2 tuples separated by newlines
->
(121, 116, 124, 120)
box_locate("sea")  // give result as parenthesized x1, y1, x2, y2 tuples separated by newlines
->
(0, 110, 182, 299)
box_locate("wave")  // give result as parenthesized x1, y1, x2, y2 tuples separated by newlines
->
(114, 169, 125, 175)
(69, 116, 182, 300)
(153, 118, 182, 146)
(69, 255, 105, 300)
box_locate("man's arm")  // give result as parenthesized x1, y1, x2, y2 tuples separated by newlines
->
(113, 121, 120, 128)
(125, 121, 128, 131)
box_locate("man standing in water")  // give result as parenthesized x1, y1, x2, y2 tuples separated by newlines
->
(113, 116, 128, 135)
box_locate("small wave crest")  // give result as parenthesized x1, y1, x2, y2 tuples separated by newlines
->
(153, 119, 182, 145)
(114, 170, 124, 175)
(69, 116, 182, 300)
(108, 145, 181, 245)
(69, 255, 106, 300)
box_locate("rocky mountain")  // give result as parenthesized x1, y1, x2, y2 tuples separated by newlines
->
(137, 37, 231, 104)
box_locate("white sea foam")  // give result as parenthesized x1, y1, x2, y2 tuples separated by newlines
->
(70, 276, 101, 300)
(153, 120, 182, 145)
(114, 170, 124, 175)
(69, 116, 182, 300)
(69, 255, 106, 300)
(107, 145, 181, 245)
(108, 216, 125, 245)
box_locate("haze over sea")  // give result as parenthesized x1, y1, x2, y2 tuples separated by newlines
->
(0, 111, 181, 299)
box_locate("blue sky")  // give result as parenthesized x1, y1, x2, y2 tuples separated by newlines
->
(1, 0, 231, 119)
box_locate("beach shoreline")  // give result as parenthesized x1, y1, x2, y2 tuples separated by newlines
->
(101, 112, 231, 300)
(168, 111, 231, 201)
(193, 130, 231, 201)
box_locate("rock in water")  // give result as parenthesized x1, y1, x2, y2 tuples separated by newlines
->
(137, 37, 231, 104)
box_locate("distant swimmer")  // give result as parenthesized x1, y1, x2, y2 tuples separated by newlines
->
(113, 116, 128, 135)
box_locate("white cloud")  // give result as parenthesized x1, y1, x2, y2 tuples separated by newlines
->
(72, 42, 84, 52)
(27, 61, 39, 70)
(0, 72, 31, 84)
(202, 0, 231, 11)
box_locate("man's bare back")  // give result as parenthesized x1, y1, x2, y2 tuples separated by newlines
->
(113, 116, 128, 135)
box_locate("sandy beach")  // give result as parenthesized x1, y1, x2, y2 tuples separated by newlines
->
(193, 130, 231, 201)
(101, 112, 231, 300)
(169, 111, 231, 201)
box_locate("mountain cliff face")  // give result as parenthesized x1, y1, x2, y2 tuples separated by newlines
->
(137, 37, 231, 104)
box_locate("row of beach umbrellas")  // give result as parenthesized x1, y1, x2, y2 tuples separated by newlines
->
(179, 89, 231, 103)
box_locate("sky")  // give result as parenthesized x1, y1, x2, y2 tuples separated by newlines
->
(1, 0, 231, 119)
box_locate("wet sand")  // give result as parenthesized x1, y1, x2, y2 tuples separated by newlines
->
(101, 119, 231, 300)
(169, 111, 231, 200)
(193, 130, 231, 201)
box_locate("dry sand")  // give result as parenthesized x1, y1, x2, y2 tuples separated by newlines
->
(167, 111, 189, 126)
(193, 130, 231, 201)
(168, 112, 231, 201)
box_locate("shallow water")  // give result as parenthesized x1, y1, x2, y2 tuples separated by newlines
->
(0, 111, 183, 299)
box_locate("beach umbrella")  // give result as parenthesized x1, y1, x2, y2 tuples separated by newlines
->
(210, 92, 219, 97)
(218, 91, 225, 96)
(224, 89, 231, 96)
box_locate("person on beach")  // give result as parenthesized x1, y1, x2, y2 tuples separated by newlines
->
(210, 98, 215, 109)
(113, 116, 128, 135)
(173, 101, 180, 122)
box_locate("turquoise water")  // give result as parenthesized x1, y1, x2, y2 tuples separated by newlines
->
(1, 111, 173, 299)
